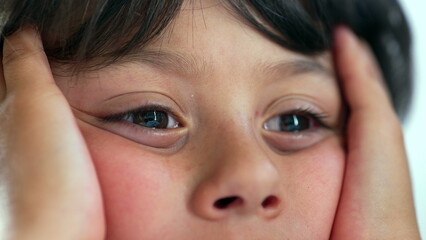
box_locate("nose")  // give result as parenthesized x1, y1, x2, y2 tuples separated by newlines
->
(190, 134, 283, 220)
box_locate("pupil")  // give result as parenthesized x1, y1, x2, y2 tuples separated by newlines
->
(135, 110, 168, 129)
(280, 114, 310, 132)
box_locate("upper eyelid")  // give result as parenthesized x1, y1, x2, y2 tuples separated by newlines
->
(98, 91, 188, 117)
(284, 107, 325, 114)
(267, 108, 329, 121)
(288, 108, 329, 120)
(263, 95, 329, 116)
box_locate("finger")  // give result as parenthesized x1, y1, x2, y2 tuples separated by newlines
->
(334, 26, 394, 117)
(334, 26, 407, 155)
(332, 26, 419, 238)
(2, 25, 54, 93)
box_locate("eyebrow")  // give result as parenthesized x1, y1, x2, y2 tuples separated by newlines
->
(121, 49, 333, 78)
(259, 58, 334, 80)
(122, 49, 205, 76)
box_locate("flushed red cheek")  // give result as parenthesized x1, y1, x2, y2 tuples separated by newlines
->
(283, 137, 345, 235)
(77, 118, 345, 239)
(78, 121, 179, 236)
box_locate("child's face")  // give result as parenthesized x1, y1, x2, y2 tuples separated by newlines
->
(55, 1, 344, 239)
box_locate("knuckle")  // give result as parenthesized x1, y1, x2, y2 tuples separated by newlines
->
(2, 46, 45, 67)
(3, 47, 27, 65)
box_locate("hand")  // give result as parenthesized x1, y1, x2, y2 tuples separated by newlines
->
(0, 26, 104, 240)
(330, 26, 420, 239)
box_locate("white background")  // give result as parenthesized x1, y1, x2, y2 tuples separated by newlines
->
(399, 0, 426, 238)
(400, 0, 426, 238)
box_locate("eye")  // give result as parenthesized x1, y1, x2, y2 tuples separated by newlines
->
(262, 110, 331, 152)
(101, 106, 182, 130)
(95, 104, 186, 149)
(264, 110, 327, 132)
(264, 114, 312, 132)
(122, 109, 179, 129)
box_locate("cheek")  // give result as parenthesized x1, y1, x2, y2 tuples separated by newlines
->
(78, 122, 181, 238)
(78, 119, 345, 239)
(282, 136, 345, 237)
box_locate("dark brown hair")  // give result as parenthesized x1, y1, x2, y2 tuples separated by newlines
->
(0, 0, 412, 118)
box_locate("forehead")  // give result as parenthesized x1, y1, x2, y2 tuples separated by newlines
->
(53, 0, 333, 83)
(124, 0, 333, 78)
(151, 2, 284, 59)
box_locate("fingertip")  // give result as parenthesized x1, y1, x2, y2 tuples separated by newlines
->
(2, 24, 43, 63)
(334, 25, 383, 84)
(2, 24, 54, 93)
(333, 25, 357, 56)
(333, 25, 361, 88)
(333, 25, 393, 116)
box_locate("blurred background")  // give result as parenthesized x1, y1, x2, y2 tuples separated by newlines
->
(399, 0, 426, 237)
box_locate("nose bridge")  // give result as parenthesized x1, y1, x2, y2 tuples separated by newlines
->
(190, 115, 283, 220)
(217, 127, 281, 198)
(205, 110, 277, 190)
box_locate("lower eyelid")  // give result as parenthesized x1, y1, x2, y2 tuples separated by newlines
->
(262, 128, 328, 152)
(98, 120, 188, 148)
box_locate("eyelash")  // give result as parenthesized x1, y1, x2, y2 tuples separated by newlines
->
(287, 108, 331, 129)
(99, 105, 330, 131)
(262, 107, 332, 134)
(99, 104, 181, 127)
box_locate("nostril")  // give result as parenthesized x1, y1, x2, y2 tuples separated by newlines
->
(214, 196, 242, 209)
(261, 195, 280, 208)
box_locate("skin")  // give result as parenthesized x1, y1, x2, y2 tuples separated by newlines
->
(331, 26, 420, 239)
(0, 2, 420, 240)
(0, 26, 104, 240)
